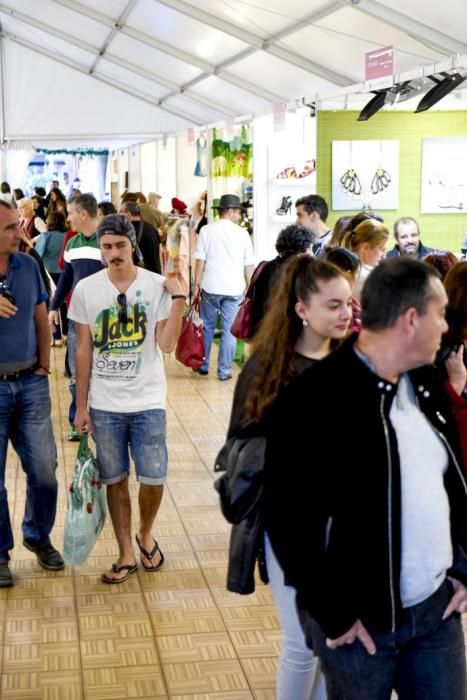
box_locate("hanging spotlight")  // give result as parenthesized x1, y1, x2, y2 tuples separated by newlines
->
(357, 90, 388, 121)
(415, 71, 467, 113)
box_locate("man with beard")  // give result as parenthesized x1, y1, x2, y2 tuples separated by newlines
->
(387, 217, 433, 259)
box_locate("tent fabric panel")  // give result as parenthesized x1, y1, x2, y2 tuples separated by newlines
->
(108, 33, 203, 84)
(96, 58, 171, 99)
(164, 93, 226, 124)
(0, 16, 96, 69)
(375, 0, 467, 46)
(226, 51, 337, 98)
(279, 11, 444, 83)
(170, 0, 313, 37)
(131, 0, 252, 64)
(6, 0, 112, 45)
(72, 0, 131, 18)
(187, 75, 273, 114)
(3, 42, 192, 141)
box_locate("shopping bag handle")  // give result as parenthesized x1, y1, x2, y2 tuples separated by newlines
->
(77, 433, 89, 461)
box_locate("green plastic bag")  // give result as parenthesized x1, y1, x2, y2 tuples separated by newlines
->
(63, 434, 106, 566)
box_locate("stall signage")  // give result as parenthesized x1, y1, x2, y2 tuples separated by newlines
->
(364, 46, 394, 90)
(273, 103, 286, 132)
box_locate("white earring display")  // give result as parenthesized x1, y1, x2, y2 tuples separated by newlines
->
(302, 319, 308, 327)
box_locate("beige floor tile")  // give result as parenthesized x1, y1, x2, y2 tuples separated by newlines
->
(1, 350, 282, 699)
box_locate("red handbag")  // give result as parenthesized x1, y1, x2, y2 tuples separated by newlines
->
(175, 295, 205, 369)
(231, 261, 267, 341)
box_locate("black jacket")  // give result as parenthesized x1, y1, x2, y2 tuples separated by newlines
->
(387, 241, 433, 259)
(134, 219, 161, 274)
(265, 335, 467, 639)
(225, 352, 316, 593)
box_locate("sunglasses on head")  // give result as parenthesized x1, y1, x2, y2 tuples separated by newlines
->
(0, 278, 15, 306)
(117, 293, 128, 324)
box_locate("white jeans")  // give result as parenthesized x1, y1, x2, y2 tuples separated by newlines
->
(265, 532, 327, 700)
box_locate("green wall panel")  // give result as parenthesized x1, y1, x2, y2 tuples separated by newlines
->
(316, 110, 467, 253)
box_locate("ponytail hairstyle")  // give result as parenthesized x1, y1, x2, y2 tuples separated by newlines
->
(342, 218, 389, 254)
(245, 254, 347, 423)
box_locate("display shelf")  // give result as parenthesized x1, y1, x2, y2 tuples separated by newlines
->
(271, 178, 315, 187)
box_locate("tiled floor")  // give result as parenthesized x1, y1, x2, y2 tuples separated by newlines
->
(1, 347, 280, 699)
(2, 347, 466, 699)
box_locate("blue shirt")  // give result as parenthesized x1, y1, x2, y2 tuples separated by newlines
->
(0, 253, 48, 371)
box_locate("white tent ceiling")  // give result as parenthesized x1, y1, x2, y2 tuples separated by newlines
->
(0, 0, 466, 147)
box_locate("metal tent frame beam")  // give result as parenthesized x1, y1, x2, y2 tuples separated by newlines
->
(1, 31, 205, 126)
(343, 0, 467, 56)
(155, 0, 352, 86)
(52, 0, 288, 103)
(0, 3, 237, 117)
(89, 0, 138, 74)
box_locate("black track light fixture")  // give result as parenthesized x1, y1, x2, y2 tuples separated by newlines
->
(357, 90, 388, 121)
(415, 71, 466, 113)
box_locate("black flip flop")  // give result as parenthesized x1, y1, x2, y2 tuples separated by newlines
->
(101, 562, 137, 584)
(135, 535, 165, 572)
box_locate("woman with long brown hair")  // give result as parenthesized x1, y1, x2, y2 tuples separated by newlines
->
(225, 255, 353, 700)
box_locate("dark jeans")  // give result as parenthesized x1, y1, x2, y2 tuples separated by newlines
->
(0, 374, 58, 561)
(309, 580, 466, 700)
(50, 273, 68, 340)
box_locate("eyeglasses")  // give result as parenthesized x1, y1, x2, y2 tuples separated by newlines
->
(0, 277, 15, 306)
(117, 293, 128, 324)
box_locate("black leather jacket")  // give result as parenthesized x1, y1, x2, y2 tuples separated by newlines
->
(265, 336, 467, 639)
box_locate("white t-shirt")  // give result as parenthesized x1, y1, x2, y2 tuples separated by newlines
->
(68, 268, 171, 412)
(196, 219, 255, 296)
(389, 374, 452, 608)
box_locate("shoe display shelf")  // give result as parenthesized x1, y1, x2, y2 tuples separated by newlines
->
(270, 177, 316, 224)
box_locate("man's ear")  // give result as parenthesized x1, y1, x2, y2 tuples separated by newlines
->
(399, 306, 417, 337)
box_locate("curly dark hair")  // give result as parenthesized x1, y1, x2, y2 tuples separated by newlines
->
(275, 224, 314, 258)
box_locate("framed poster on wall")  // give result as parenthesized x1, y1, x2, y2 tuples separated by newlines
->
(332, 140, 399, 211)
(421, 137, 467, 213)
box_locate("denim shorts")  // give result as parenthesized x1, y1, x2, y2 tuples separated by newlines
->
(89, 408, 168, 486)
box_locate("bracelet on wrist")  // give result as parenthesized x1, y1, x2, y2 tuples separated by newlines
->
(171, 294, 186, 300)
(38, 364, 51, 374)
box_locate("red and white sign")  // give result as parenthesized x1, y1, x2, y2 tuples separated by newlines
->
(364, 46, 394, 90)
(273, 103, 286, 132)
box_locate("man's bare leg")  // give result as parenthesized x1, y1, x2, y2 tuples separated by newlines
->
(103, 477, 136, 581)
(137, 484, 164, 569)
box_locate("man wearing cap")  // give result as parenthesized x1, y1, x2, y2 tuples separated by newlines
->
(70, 214, 186, 583)
(0, 200, 64, 586)
(194, 194, 254, 380)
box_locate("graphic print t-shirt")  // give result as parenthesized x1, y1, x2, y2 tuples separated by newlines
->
(69, 268, 171, 411)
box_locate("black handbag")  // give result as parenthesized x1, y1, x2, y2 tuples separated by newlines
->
(214, 436, 266, 524)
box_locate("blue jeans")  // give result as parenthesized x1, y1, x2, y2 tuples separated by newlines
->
(89, 408, 168, 485)
(264, 533, 327, 700)
(0, 373, 58, 561)
(200, 291, 242, 378)
(67, 320, 77, 426)
(307, 579, 466, 700)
